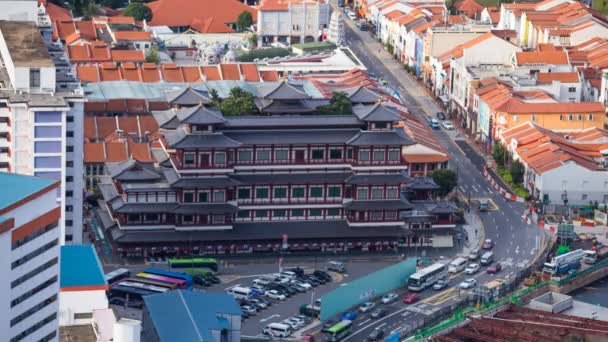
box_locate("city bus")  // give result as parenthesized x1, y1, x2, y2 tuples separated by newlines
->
(408, 263, 448, 292)
(137, 272, 188, 289)
(143, 268, 193, 289)
(104, 268, 131, 285)
(108, 285, 157, 302)
(128, 277, 179, 290)
(168, 258, 219, 272)
(325, 320, 353, 341)
(117, 280, 169, 293)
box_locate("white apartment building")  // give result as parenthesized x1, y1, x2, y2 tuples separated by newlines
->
(0, 17, 85, 244)
(257, 0, 331, 46)
(0, 172, 62, 342)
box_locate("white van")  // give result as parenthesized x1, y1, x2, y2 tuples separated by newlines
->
(280, 271, 297, 279)
(227, 286, 252, 300)
(328, 261, 346, 273)
(480, 252, 494, 266)
(253, 278, 271, 287)
(448, 257, 467, 273)
(263, 323, 292, 338)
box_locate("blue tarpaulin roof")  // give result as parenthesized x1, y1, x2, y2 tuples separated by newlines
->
(144, 290, 241, 342)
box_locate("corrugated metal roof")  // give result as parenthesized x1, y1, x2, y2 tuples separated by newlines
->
(60, 245, 107, 288)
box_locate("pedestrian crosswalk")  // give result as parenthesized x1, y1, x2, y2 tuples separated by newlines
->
(516, 259, 530, 268)
(501, 258, 514, 267)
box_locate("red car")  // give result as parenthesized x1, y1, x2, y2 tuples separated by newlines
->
(403, 293, 419, 304)
(298, 334, 315, 342)
(486, 263, 502, 274)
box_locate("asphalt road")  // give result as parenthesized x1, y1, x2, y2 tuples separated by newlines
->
(325, 7, 550, 341)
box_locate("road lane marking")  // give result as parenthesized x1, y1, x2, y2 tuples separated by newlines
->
(390, 327, 402, 335)
(344, 306, 411, 341)
(357, 319, 371, 326)
(225, 284, 240, 291)
(472, 185, 479, 192)
(459, 185, 466, 192)
(376, 323, 387, 329)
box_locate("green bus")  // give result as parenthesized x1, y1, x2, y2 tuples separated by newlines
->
(168, 258, 219, 272)
(325, 320, 352, 341)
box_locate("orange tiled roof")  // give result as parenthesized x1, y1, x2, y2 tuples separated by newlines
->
(515, 50, 569, 65)
(113, 31, 152, 41)
(110, 49, 145, 62)
(437, 32, 496, 61)
(220, 64, 240, 81)
(486, 6, 500, 24)
(201, 66, 222, 81)
(536, 72, 579, 83)
(146, 0, 257, 33)
(454, 0, 483, 19)
(495, 99, 603, 114)
(240, 64, 261, 82)
(260, 70, 280, 82)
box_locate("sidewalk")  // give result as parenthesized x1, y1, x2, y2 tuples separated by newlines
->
(458, 211, 485, 258)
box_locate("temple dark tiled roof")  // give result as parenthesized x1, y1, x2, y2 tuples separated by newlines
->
(353, 104, 402, 122)
(407, 177, 440, 190)
(165, 130, 242, 148)
(175, 105, 226, 125)
(347, 129, 414, 146)
(166, 86, 210, 106)
(344, 199, 413, 210)
(345, 173, 411, 185)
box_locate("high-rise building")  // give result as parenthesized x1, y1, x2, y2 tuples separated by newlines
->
(0, 8, 85, 244)
(0, 172, 62, 342)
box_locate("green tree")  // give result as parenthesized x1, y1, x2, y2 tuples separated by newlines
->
(220, 87, 256, 116)
(386, 42, 394, 55)
(145, 47, 160, 64)
(70, 0, 86, 17)
(209, 88, 222, 109)
(81, 2, 98, 20)
(509, 159, 525, 185)
(431, 169, 458, 197)
(319, 92, 352, 114)
(123, 2, 153, 22)
(237, 11, 253, 32)
(248, 34, 258, 47)
(102, 0, 125, 9)
(492, 143, 508, 168)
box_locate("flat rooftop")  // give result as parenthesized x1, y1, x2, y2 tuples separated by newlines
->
(0, 21, 54, 67)
(0, 172, 57, 212)
(60, 245, 108, 289)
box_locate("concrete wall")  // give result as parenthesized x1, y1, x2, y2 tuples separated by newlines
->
(0, 1, 37, 22)
(536, 162, 608, 205)
(59, 290, 109, 326)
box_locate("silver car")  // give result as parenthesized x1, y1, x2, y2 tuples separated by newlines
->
(381, 292, 399, 304)
(459, 278, 477, 289)
(359, 301, 375, 313)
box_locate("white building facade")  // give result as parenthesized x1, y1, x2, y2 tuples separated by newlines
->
(257, 0, 331, 46)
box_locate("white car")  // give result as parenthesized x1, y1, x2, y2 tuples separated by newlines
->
(381, 292, 399, 304)
(359, 301, 375, 313)
(274, 276, 291, 284)
(459, 278, 477, 289)
(265, 290, 286, 300)
(465, 263, 480, 275)
(442, 121, 455, 130)
(283, 318, 305, 329)
(347, 11, 357, 20)
(291, 279, 312, 289)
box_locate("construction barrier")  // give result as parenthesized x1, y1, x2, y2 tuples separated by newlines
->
(483, 167, 526, 203)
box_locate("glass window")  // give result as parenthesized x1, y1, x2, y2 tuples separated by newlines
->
(184, 153, 195, 165)
(373, 150, 385, 161)
(214, 152, 226, 164)
(371, 188, 384, 199)
(385, 211, 398, 220)
(291, 209, 304, 217)
(388, 149, 400, 161)
(237, 210, 249, 218)
(568, 114, 573, 121)
(34, 112, 62, 123)
(327, 208, 340, 216)
(257, 150, 271, 161)
(273, 209, 286, 218)
(374, 122, 388, 129)
(213, 190, 225, 202)
(145, 214, 159, 221)
(292, 187, 305, 198)
(274, 187, 287, 199)
(34, 126, 61, 138)
(256, 187, 269, 199)
(578, 114, 583, 121)
(328, 186, 341, 197)
(309, 209, 323, 217)
(237, 188, 251, 199)
(310, 186, 323, 198)
(588, 114, 593, 120)
(347, 148, 354, 159)
(255, 210, 268, 218)
(370, 211, 383, 220)
(183, 192, 194, 203)
(329, 149, 342, 159)
(311, 149, 325, 160)
(182, 215, 194, 223)
(198, 192, 209, 203)
(386, 188, 399, 199)
(238, 150, 252, 161)
(359, 150, 370, 161)
(30, 68, 40, 88)
(35, 171, 61, 180)
(275, 149, 289, 161)
(34, 156, 61, 168)
(357, 188, 369, 199)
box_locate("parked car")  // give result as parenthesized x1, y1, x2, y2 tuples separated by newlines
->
(287, 267, 305, 277)
(465, 263, 480, 275)
(381, 292, 399, 304)
(459, 278, 477, 289)
(442, 121, 455, 130)
(433, 279, 449, 291)
(486, 263, 503, 274)
(341, 311, 357, 321)
(368, 328, 385, 341)
(257, 296, 272, 306)
(298, 334, 315, 342)
(241, 305, 257, 315)
(283, 317, 305, 329)
(291, 279, 312, 290)
(403, 293, 420, 304)
(246, 298, 268, 309)
(265, 290, 286, 300)
(347, 11, 357, 20)
(436, 111, 446, 120)
(193, 275, 211, 287)
(204, 274, 221, 283)
(359, 301, 375, 313)
(370, 308, 387, 319)
(313, 270, 332, 282)
(483, 239, 494, 250)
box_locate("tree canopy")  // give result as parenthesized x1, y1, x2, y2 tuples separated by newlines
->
(145, 47, 160, 64)
(509, 159, 525, 185)
(319, 92, 352, 114)
(237, 11, 253, 32)
(123, 2, 153, 22)
(431, 169, 458, 197)
(220, 87, 256, 116)
(492, 143, 508, 168)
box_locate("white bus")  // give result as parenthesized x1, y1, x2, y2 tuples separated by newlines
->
(117, 280, 168, 293)
(448, 257, 467, 274)
(408, 263, 448, 291)
(105, 268, 131, 285)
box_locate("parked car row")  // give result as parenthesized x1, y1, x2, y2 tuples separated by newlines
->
(192, 273, 220, 287)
